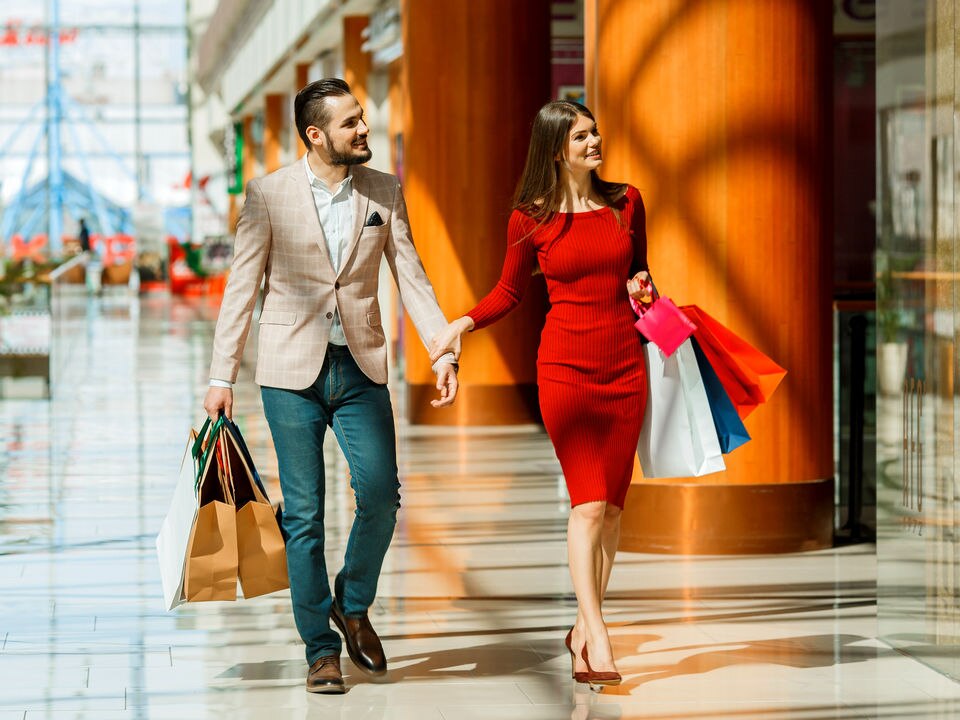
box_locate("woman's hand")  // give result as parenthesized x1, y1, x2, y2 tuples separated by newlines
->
(429, 316, 474, 363)
(626, 271, 653, 303)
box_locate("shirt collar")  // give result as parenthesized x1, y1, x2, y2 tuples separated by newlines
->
(304, 155, 352, 197)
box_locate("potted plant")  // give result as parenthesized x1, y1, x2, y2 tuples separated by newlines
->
(876, 257, 908, 396)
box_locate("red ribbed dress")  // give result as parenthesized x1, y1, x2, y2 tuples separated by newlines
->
(467, 185, 649, 508)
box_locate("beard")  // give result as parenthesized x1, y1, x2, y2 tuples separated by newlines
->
(325, 130, 373, 166)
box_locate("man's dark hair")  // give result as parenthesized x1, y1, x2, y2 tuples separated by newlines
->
(294, 78, 352, 148)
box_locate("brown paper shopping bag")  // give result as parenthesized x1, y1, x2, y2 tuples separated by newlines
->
(183, 429, 238, 601)
(222, 424, 289, 598)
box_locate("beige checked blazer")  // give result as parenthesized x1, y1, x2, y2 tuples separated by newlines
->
(209, 162, 449, 390)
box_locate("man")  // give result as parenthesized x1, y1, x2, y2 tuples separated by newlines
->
(78, 217, 90, 253)
(203, 78, 458, 694)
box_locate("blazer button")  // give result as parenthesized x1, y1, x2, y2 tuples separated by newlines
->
(326, 312, 333, 319)
(335, 282, 340, 290)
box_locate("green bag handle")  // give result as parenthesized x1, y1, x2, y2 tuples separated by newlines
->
(193, 413, 226, 490)
(191, 416, 213, 459)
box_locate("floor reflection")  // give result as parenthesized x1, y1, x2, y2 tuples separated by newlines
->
(0, 292, 959, 719)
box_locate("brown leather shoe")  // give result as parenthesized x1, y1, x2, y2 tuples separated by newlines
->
(331, 600, 387, 676)
(306, 654, 345, 694)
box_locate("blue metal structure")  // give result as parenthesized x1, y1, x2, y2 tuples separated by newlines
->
(0, 0, 146, 254)
(2, 172, 133, 242)
(47, 0, 64, 255)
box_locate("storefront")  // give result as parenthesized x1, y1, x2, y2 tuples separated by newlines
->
(876, 0, 960, 679)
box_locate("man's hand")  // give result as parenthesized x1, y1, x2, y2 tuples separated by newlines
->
(429, 316, 474, 364)
(204, 386, 233, 420)
(431, 363, 459, 408)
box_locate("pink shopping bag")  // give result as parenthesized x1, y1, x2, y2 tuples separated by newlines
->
(630, 294, 697, 357)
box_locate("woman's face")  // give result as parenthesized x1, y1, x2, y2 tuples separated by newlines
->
(561, 114, 602, 174)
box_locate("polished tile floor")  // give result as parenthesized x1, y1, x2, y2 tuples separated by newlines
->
(1, 291, 959, 719)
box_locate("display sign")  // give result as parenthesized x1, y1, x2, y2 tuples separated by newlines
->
(1, 20, 78, 46)
(226, 121, 243, 195)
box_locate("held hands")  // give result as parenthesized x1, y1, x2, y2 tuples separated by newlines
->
(626, 271, 653, 304)
(204, 386, 233, 421)
(432, 363, 459, 408)
(428, 316, 474, 364)
(427, 316, 472, 409)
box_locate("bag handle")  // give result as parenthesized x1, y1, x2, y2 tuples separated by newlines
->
(224, 419, 271, 499)
(194, 414, 226, 490)
(630, 278, 660, 318)
(192, 415, 214, 459)
(215, 430, 235, 504)
(222, 429, 268, 504)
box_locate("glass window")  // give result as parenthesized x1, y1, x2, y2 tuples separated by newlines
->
(0, 1, 188, 251)
(876, 0, 960, 680)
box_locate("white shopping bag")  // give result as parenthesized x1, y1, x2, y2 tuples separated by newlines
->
(637, 339, 726, 478)
(156, 419, 219, 611)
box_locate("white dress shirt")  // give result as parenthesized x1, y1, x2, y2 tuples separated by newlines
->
(305, 155, 352, 346)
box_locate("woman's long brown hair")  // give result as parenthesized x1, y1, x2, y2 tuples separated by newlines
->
(513, 100, 626, 223)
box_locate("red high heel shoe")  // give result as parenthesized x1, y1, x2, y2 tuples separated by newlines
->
(564, 629, 589, 682)
(580, 644, 622, 686)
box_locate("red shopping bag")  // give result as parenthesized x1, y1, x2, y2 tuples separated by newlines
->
(679, 305, 786, 419)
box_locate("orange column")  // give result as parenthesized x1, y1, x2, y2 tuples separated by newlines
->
(263, 94, 283, 173)
(296, 63, 310, 90)
(295, 63, 311, 157)
(401, 0, 552, 425)
(587, 0, 834, 553)
(228, 195, 238, 234)
(238, 114, 257, 238)
(343, 16, 370, 110)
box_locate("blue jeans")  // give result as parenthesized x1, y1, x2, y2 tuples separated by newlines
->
(260, 345, 400, 664)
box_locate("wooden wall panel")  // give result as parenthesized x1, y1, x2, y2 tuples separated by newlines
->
(401, 0, 552, 424)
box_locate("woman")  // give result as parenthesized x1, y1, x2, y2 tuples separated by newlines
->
(429, 100, 652, 685)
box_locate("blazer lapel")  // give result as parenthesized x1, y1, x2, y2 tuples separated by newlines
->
(337, 168, 368, 280)
(289, 164, 336, 274)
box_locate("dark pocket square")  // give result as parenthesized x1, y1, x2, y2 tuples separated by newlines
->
(364, 211, 384, 227)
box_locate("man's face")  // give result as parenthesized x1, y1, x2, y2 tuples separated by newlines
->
(310, 94, 372, 165)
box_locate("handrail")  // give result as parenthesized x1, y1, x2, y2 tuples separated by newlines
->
(48, 253, 87, 283)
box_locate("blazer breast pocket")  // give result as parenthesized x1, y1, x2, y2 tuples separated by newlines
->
(361, 225, 388, 238)
(259, 310, 296, 326)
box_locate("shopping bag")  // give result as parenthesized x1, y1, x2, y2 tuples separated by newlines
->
(222, 416, 287, 540)
(637, 338, 726, 478)
(630, 293, 697, 357)
(690, 337, 751, 454)
(156, 421, 207, 611)
(183, 424, 238, 602)
(221, 420, 289, 598)
(680, 305, 787, 418)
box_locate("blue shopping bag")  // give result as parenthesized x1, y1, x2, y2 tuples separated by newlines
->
(690, 337, 751, 454)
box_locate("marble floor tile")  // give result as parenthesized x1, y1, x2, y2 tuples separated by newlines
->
(2, 292, 959, 720)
